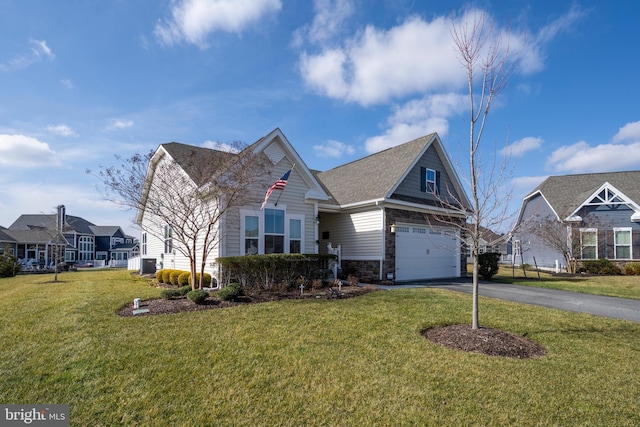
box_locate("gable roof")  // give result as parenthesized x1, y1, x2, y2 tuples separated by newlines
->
(0, 227, 16, 243)
(524, 171, 640, 220)
(316, 133, 470, 209)
(9, 214, 95, 234)
(89, 226, 123, 237)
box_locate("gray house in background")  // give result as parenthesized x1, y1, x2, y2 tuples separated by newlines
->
(1, 205, 137, 269)
(512, 171, 640, 270)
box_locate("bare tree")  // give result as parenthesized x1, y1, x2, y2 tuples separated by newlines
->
(451, 10, 519, 329)
(521, 216, 608, 274)
(90, 142, 271, 290)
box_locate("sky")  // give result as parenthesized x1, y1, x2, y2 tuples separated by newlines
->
(1, 0, 639, 236)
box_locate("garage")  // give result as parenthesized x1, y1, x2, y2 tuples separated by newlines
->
(395, 225, 460, 281)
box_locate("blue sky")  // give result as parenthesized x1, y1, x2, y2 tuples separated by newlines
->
(1, 0, 639, 236)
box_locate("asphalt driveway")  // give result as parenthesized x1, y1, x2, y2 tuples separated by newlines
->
(376, 277, 640, 323)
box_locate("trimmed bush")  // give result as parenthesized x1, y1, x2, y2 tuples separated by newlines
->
(217, 282, 243, 301)
(178, 272, 191, 287)
(169, 270, 182, 286)
(623, 262, 640, 275)
(160, 288, 182, 299)
(178, 285, 191, 295)
(478, 252, 501, 280)
(187, 289, 209, 304)
(218, 254, 336, 290)
(581, 259, 621, 275)
(161, 269, 174, 284)
(155, 269, 165, 283)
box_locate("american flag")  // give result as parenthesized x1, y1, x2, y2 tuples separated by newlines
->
(260, 169, 291, 209)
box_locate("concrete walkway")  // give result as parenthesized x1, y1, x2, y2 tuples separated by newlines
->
(374, 277, 640, 323)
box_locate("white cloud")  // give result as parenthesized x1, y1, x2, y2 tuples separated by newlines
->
(0, 181, 136, 234)
(61, 79, 74, 89)
(0, 39, 55, 71)
(512, 175, 547, 191)
(292, 0, 354, 47)
(298, 6, 584, 106)
(0, 134, 60, 167)
(364, 93, 467, 153)
(312, 139, 355, 158)
(107, 119, 134, 130)
(546, 140, 640, 173)
(501, 136, 543, 157)
(612, 120, 640, 143)
(47, 124, 77, 137)
(300, 15, 462, 106)
(203, 140, 240, 153)
(155, 0, 282, 47)
(519, 4, 588, 74)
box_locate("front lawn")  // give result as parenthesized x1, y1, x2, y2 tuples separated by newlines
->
(1, 270, 638, 426)
(490, 266, 640, 300)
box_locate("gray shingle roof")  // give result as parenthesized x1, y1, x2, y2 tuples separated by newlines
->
(527, 171, 640, 219)
(9, 214, 96, 234)
(316, 134, 436, 205)
(161, 142, 237, 185)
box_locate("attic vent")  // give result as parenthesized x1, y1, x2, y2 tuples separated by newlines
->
(264, 143, 284, 164)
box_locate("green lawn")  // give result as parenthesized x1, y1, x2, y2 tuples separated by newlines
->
(1, 270, 639, 426)
(490, 266, 640, 300)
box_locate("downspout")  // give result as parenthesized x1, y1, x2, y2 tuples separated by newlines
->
(376, 201, 385, 281)
(314, 202, 319, 254)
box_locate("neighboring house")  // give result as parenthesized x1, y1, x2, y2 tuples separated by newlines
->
(138, 129, 471, 283)
(4, 205, 137, 268)
(512, 171, 640, 270)
(464, 225, 510, 264)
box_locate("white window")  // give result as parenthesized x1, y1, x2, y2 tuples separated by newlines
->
(288, 217, 304, 254)
(65, 251, 75, 262)
(264, 208, 285, 254)
(240, 207, 305, 255)
(580, 228, 597, 260)
(425, 169, 438, 194)
(244, 215, 259, 255)
(614, 228, 632, 259)
(164, 225, 173, 254)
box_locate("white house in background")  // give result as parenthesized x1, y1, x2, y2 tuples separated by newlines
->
(137, 128, 471, 283)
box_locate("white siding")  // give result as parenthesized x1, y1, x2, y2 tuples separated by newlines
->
(319, 210, 382, 260)
(224, 157, 318, 256)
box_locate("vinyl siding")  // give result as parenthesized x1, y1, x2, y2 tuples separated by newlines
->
(514, 194, 567, 268)
(318, 210, 383, 260)
(224, 158, 318, 256)
(392, 145, 460, 206)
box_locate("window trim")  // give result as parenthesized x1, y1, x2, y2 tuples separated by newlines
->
(287, 215, 305, 254)
(164, 225, 173, 254)
(580, 228, 598, 260)
(613, 227, 632, 260)
(240, 206, 305, 255)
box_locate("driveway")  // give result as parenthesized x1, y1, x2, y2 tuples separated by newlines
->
(376, 277, 640, 323)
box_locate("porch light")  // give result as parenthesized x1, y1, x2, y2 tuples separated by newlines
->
(390, 224, 397, 233)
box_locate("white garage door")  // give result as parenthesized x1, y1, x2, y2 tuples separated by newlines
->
(395, 225, 460, 281)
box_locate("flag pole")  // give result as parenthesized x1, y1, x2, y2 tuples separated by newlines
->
(274, 163, 295, 207)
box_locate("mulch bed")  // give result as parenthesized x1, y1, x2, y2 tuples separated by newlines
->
(118, 285, 376, 317)
(423, 324, 547, 359)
